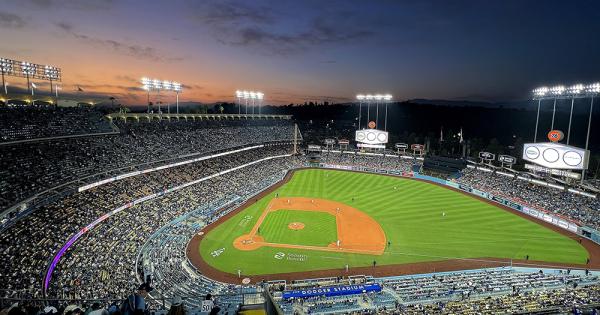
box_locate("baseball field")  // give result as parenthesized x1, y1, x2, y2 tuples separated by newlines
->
(194, 169, 590, 280)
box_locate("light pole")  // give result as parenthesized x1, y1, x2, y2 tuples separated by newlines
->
(236, 90, 242, 114)
(257, 92, 264, 114)
(55, 85, 60, 106)
(0, 58, 12, 95)
(356, 95, 365, 129)
(582, 82, 600, 182)
(384, 94, 392, 131)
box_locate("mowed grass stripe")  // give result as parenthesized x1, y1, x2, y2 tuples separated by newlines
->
(199, 169, 589, 275)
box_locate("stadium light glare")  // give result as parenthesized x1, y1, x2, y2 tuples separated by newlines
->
(550, 85, 565, 95)
(567, 84, 585, 94)
(173, 82, 182, 92)
(365, 94, 374, 100)
(586, 83, 600, 93)
(140, 77, 184, 113)
(356, 94, 365, 101)
(235, 89, 265, 114)
(21, 61, 36, 76)
(533, 87, 549, 97)
(0, 58, 13, 73)
(384, 94, 393, 101)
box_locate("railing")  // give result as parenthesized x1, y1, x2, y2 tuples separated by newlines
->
(0, 291, 265, 311)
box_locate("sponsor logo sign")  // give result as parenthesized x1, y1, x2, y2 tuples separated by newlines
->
(523, 142, 589, 170)
(547, 130, 564, 142)
(479, 152, 495, 160)
(411, 144, 425, 151)
(395, 143, 408, 149)
(282, 283, 382, 299)
(498, 155, 516, 164)
(356, 129, 388, 145)
(211, 248, 225, 257)
(524, 163, 582, 179)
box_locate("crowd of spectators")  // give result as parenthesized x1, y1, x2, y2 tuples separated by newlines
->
(317, 151, 416, 173)
(458, 168, 600, 230)
(0, 106, 113, 142)
(0, 144, 298, 302)
(273, 269, 600, 314)
(0, 117, 296, 210)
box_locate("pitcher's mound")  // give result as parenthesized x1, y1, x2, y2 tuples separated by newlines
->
(288, 222, 305, 230)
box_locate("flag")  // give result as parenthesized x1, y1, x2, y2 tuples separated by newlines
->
(77, 85, 84, 92)
(31, 82, 37, 89)
(439, 126, 444, 142)
(459, 127, 464, 143)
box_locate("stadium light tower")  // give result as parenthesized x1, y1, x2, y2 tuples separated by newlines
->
(141, 77, 182, 113)
(21, 62, 37, 94)
(356, 94, 365, 129)
(356, 93, 392, 131)
(0, 58, 13, 95)
(533, 82, 600, 182)
(236, 90, 264, 115)
(173, 82, 182, 114)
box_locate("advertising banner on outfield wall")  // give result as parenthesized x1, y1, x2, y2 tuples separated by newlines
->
(522, 206, 578, 232)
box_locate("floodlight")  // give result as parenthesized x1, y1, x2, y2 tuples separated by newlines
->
(163, 80, 172, 90)
(365, 94, 374, 100)
(586, 83, 600, 93)
(550, 85, 565, 95)
(249, 91, 256, 99)
(256, 92, 264, 100)
(384, 94, 393, 101)
(374, 94, 383, 101)
(141, 77, 151, 86)
(173, 82, 182, 92)
(243, 91, 250, 98)
(533, 86, 549, 97)
(356, 94, 365, 100)
(21, 62, 36, 75)
(152, 79, 161, 89)
(0, 58, 13, 73)
(567, 84, 584, 94)
(44, 65, 59, 80)
(236, 90, 243, 98)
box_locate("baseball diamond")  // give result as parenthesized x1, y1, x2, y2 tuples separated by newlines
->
(189, 168, 591, 283)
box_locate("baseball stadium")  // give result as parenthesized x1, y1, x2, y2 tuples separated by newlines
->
(2, 2, 600, 315)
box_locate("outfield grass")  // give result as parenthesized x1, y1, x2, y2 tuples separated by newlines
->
(260, 210, 337, 246)
(199, 169, 589, 275)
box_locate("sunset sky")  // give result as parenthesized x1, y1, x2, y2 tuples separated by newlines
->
(1, 0, 599, 105)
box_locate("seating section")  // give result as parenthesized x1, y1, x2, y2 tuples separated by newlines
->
(273, 269, 600, 314)
(0, 106, 113, 142)
(457, 168, 600, 230)
(0, 118, 296, 210)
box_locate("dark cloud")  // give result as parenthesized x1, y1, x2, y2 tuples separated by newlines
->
(0, 11, 27, 29)
(182, 84, 203, 90)
(190, 1, 374, 55)
(191, 1, 274, 25)
(54, 22, 183, 62)
(55, 22, 73, 32)
(20, 0, 113, 11)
